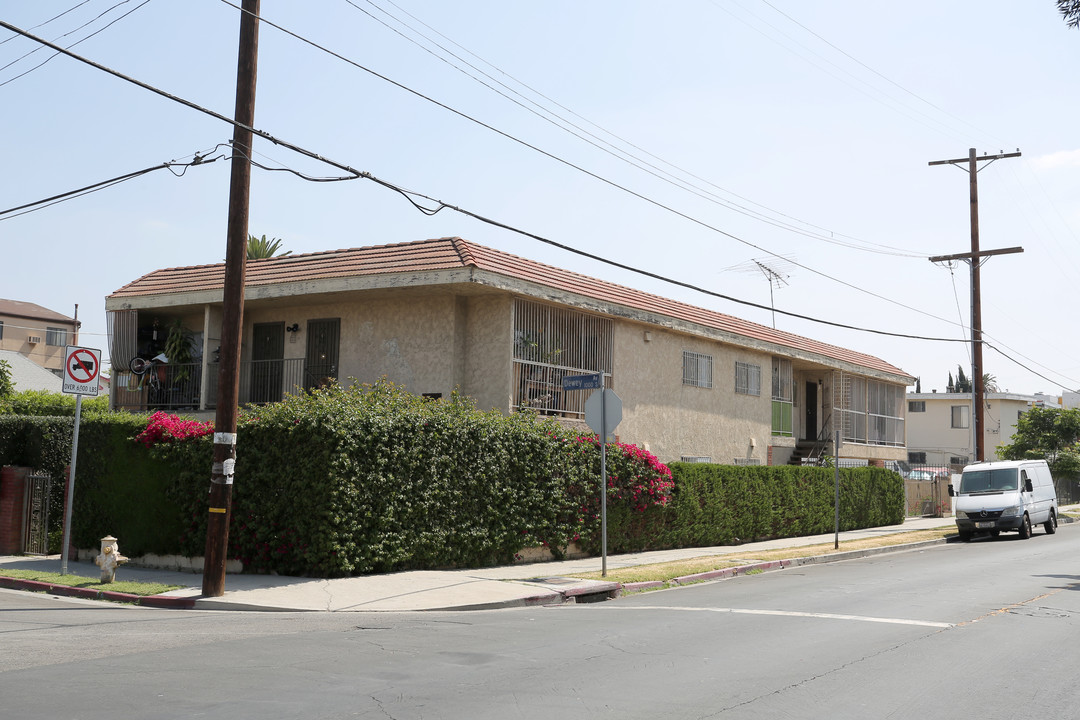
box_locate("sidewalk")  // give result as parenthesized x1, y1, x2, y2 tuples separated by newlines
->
(0, 514, 980, 612)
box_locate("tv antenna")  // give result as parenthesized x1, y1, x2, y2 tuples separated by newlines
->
(723, 257, 793, 328)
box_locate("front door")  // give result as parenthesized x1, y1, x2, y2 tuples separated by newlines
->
(305, 318, 340, 390)
(252, 322, 285, 403)
(804, 381, 818, 441)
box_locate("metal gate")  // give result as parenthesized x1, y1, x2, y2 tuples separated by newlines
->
(24, 471, 51, 555)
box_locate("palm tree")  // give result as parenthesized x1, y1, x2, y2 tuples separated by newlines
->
(1060, 0, 1080, 28)
(247, 234, 292, 259)
(983, 373, 1000, 393)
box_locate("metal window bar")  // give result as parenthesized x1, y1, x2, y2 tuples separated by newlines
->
(735, 361, 761, 396)
(682, 351, 713, 388)
(512, 299, 612, 418)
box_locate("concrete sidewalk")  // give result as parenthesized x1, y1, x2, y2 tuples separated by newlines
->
(0, 514, 977, 612)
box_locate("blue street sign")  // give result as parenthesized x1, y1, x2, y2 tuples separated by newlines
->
(562, 373, 602, 391)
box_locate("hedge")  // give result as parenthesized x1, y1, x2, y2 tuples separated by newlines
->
(1, 383, 904, 577)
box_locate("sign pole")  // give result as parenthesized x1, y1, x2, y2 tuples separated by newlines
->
(59, 345, 101, 575)
(600, 375, 608, 577)
(834, 429, 841, 550)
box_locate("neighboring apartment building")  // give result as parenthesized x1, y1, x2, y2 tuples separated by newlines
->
(104, 237, 915, 466)
(905, 391, 1048, 466)
(0, 299, 79, 376)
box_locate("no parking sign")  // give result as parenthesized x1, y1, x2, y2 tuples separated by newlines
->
(62, 345, 101, 396)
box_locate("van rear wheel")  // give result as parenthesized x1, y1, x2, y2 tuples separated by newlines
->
(1018, 514, 1032, 540)
(1044, 510, 1058, 535)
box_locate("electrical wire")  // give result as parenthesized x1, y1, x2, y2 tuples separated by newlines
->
(211, 2, 963, 327)
(347, 0, 927, 259)
(0, 151, 224, 221)
(0, 0, 92, 46)
(0, 0, 152, 89)
(0, 16, 974, 346)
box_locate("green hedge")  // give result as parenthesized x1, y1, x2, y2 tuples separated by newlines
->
(1, 384, 904, 576)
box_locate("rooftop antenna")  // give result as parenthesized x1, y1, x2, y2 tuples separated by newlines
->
(722, 257, 793, 328)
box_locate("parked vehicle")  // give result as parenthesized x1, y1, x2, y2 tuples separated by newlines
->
(948, 460, 1058, 541)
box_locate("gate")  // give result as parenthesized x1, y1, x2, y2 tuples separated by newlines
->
(24, 471, 51, 555)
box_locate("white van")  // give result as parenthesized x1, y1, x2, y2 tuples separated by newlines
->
(949, 460, 1058, 541)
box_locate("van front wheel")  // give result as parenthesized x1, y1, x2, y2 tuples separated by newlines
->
(1018, 514, 1032, 540)
(1044, 510, 1058, 535)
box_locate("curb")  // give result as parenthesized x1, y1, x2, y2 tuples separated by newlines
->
(0, 575, 196, 608)
(618, 538, 952, 595)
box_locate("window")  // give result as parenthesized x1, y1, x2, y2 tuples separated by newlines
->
(908, 401, 926, 412)
(682, 351, 713, 388)
(46, 327, 67, 346)
(0, 321, 4, 340)
(733, 458, 761, 466)
(735, 361, 761, 396)
(950, 456, 968, 466)
(512, 299, 613, 418)
(680, 456, 712, 463)
(835, 371, 905, 446)
(951, 405, 970, 429)
(771, 357, 793, 437)
(908, 451, 927, 464)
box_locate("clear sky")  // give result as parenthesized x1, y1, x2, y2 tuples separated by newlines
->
(2, 1, 1078, 395)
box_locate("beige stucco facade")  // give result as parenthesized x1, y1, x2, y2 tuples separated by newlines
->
(0, 301, 78, 374)
(106, 245, 913, 467)
(905, 392, 1045, 465)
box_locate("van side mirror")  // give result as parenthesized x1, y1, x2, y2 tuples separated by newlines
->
(1025, 479, 1034, 493)
(948, 484, 955, 497)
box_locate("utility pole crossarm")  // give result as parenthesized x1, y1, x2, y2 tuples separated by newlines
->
(929, 151, 1021, 166)
(929, 246, 1024, 263)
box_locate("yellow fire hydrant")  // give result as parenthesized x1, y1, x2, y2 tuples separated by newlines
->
(93, 536, 128, 583)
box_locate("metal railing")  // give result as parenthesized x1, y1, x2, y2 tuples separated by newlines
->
(113, 358, 312, 412)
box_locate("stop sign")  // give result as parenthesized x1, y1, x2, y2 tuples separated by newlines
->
(585, 389, 622, 439)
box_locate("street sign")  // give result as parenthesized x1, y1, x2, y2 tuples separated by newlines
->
(62, 345, 101, 396)
(562, 372, 602, 391)
(585, 388, 622, 438)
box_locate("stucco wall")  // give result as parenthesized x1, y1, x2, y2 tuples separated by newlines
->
(611, 321, 772, 465)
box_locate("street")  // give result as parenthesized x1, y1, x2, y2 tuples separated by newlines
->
(3, 525, 1079, 719)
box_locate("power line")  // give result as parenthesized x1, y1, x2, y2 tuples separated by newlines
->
(347, 0, 925, 259)
(0, 151, 225, 221)
(214, 2, 959, 323)
(0, 17, 970, 345)
(0, 0, 92, 46)
(0, 0, 151, 89)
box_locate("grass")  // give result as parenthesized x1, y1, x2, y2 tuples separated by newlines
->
(0, 568, 183, 596)
(569, 527, 957, 586)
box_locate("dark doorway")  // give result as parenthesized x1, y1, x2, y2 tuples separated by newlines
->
(804, 381, 818, 441)
(305, 318, 340, 390)
(251, 322, 285, 403)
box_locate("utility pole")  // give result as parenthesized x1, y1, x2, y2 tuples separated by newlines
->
(928, 148, 1021, 464)
(203, 0, 261, 598)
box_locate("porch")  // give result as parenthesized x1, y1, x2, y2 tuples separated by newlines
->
(111, 358, 332, 413)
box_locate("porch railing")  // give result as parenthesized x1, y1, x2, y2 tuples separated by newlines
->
(113, 358, 313, 412)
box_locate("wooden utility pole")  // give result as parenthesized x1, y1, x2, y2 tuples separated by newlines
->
(928, 148, 1021, 464)
(203, 0, 261, 598)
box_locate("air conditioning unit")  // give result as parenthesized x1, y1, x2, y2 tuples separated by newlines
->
(27, 335, 42, 344)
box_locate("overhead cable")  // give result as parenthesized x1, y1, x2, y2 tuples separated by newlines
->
(0, 17, 967, 344)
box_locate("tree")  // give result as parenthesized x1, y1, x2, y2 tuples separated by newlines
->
(982, 373, 1000, 393)
(1059, 0, 1080, 28)
(247, 234, 291, 259)
(0, 359, 13, 398)
(997, 405, 1080, 477)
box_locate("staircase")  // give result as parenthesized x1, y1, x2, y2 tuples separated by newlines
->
(788, 439, 827, 466)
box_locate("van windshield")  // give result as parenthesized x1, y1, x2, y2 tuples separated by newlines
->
(959, 468, 1018, 493)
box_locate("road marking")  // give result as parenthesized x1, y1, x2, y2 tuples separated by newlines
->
(607, 605, 953, 628)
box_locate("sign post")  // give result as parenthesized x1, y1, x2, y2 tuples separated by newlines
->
(60, 345, 101, 574)
(577, 376, 623, 577)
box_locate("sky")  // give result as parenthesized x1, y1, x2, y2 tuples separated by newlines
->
(2, 1, 1079, 395)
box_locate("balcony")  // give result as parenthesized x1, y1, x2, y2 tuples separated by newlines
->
(113, 358, 323, 413)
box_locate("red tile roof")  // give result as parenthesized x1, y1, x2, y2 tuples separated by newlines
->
(108, 237, 912, 379)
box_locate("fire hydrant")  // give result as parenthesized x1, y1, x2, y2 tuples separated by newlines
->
(94, 536, 128, 583)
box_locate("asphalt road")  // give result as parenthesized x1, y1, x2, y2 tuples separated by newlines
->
(3, 524, 1078, 719)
